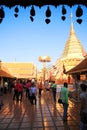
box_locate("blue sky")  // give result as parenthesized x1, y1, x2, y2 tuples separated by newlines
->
(0, 5, 87, 70)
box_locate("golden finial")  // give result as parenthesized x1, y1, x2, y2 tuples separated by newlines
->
(70, 10, 73, 26)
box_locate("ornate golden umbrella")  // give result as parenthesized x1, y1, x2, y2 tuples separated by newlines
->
(38, 55, 51, 83)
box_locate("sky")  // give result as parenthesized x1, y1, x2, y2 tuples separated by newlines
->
(0, 5, 87, 70)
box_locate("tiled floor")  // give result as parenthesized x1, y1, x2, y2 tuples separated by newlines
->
(0, 89, 80, 130)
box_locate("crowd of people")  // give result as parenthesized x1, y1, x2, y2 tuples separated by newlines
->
(12, 79, 37, 105)
(0, 78, 87, 130)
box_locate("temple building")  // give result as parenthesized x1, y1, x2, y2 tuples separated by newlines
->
(1, 62, 37, 79)
(50, 14, 86, 84)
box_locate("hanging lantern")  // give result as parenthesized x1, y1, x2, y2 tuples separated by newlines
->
(30, 16, 34, 22)
(0, 7, 5, 24)
(30, 6, 35, 17)
(76, 5, 83, 24)
(62, 5, 66, 15)
(14, 6, 19, 18)
(61, 16, 66, 21)
(0, 7, 5, 19)
(77, 19, 82, 24)
(14, 7, 19, 13)
(14, 13, 18, 18)
(76, 6, 83, 17)
(61, 5, 66, 21)
(45, 18, 50, 24)
(45, 6, 51, 24)
(0, 18, 3, 23)
(30, 6, 35, 22)
(46, 6, 51, 17)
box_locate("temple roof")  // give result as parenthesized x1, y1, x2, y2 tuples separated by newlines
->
(61, 23, 86, 61)
(0, 69, 13, 78)
(0, 62, 13, 77)
(66, 55, 87, 74)
(2, 62, 36, 79)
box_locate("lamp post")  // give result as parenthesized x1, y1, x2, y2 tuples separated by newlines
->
(38, 55, 51, 84)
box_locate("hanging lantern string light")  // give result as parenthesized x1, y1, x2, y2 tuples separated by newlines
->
(14, 6, 19, 18)
(61, 5, 67, 21)
(76, 5, 83, 24)
(45, 6, 51, 24)
(30, 5, 35, 22)
(46, 6, 51, 17)
(62, 5, 66, 15)
(0, 3, 85, 24)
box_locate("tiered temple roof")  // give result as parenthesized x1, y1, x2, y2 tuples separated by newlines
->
(2, 62, 36, 79)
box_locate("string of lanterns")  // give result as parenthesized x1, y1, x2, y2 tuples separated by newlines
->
(0, 5, 84, 24)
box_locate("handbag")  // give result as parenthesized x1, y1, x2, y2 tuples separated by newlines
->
(58, 98, 62, 104)
(58, 88, 62, 104)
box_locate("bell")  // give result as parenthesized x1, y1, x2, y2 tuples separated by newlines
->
(14, 13, 18, 18)
(30, 16, 34, 22)
(45, 18, 50, 24)
(76, 19, 82, 24)
(61, 16, 66, 21)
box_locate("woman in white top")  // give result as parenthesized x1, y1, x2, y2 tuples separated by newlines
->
(30, 83, 37, 105)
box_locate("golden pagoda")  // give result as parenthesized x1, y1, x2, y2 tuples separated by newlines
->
(53, 13, 86, 84)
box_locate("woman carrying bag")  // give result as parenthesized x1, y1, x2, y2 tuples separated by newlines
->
(60, 82, 69, 121)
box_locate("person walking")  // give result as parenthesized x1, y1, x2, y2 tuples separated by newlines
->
(4, 81, 8, 94)
(18, 80, 23, 102)
(25, 80, 31, 98)
(52, 81, 57, 103)
(13, 80, 19, 101)
(30, 83, 37, 105)
(38, 81, 43, 98)
(0, 86, 4, 110)
(79, 83, 87, 130)
(61, 82, 69, 121)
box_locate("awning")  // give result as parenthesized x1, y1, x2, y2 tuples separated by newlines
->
(66, 56, 87, 74)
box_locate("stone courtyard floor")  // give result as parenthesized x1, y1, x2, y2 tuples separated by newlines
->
(0, 90, 80, 130)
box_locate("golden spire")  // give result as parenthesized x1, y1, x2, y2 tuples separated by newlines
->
(61, 11, 86, 61)
(70, 11, 74, 34)
(70, 11, 73, 25)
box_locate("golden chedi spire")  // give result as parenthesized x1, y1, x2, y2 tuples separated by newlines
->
(54, 12, 86, 84)
(61, 12, 86, 62)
